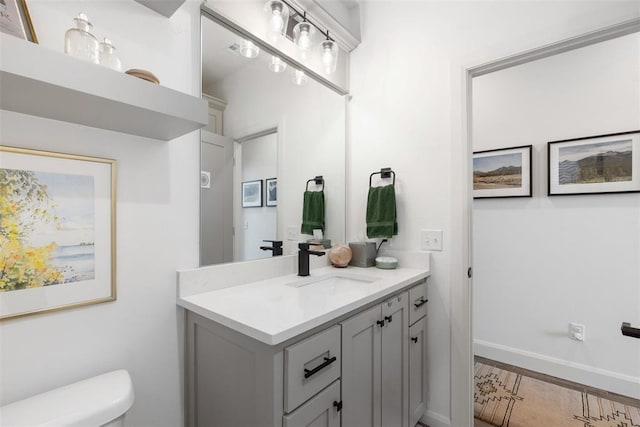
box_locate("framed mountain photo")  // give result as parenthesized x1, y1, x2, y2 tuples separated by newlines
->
(473, 145, 532, 199)
(548, 131, 640, 196)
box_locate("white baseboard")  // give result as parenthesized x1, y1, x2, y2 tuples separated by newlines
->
(421, 410, 451, 427)
(474, 339, 640, 399)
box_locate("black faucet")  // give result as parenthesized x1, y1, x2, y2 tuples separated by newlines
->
(298, 242, 325, 276)
(260, 240, 283, 256)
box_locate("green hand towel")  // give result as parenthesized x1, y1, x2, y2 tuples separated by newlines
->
(366, 184, 398, 238)
(301, 191, 325, 235)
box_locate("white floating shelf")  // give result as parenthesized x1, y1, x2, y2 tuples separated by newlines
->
(0, 34, 207, 141)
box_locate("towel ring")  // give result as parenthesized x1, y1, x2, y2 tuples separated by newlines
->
(306, 176, 324, 191)
(369, 168, 395, 187)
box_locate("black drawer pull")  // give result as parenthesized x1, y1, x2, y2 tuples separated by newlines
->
(414, 298, 428, 308)
(411, 337, 418, 343)
(385, 315, 393, 323)
(621, 322, 640, 339)
(333, 401, 343, 411)
(376, 319, 385, 327)
(304, 356, 337, 379)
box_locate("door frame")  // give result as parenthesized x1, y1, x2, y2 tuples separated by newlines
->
(451, 17, 640, 427)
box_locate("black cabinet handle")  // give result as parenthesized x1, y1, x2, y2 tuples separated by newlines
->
(621, 322, 640, 339)
(411, 337, 418, 343)
(333, 401, 343, 412)
(304, 356, 337, 379)
(377, 319, 385, 327)
(414, 298, 428, 308)
(385, 315, 393, 323)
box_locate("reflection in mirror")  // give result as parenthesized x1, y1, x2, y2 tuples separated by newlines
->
(200, 13, 346, 267)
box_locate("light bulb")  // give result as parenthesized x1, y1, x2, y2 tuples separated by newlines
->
(322, 46, 333, 69)
(298, 29, 311, 50)
(270, 9, 284, 32)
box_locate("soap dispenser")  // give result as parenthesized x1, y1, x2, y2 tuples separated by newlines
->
(64, 13, 99, 64)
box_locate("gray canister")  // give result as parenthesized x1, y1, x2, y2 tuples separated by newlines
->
(348, 242, 377, 267)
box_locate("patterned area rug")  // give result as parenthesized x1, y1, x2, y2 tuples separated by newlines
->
(474, 361, 640, 427)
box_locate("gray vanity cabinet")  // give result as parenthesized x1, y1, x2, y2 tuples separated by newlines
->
(341, 291, 410, 427)
(185, 279, 427, 427)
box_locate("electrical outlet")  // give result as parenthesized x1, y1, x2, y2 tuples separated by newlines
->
(569, 322, 585, 342)
(421, 229, 443, 251)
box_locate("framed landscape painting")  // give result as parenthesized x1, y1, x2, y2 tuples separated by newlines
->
(548, 131, 640, 196)
(473, 145, 532, 199)
(0, 146, 116, 320)
(242, 179, 262, 208)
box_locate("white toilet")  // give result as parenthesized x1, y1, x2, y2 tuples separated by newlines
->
(0, 370, 134, 427)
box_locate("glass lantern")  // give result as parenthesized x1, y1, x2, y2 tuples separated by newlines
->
(263, 0, 289, 43)
(293, 20, 316, 59)
(320, 39, 338, 75)
(64, 13, 99, 64)
(239, 38, 260, 58)
(269, 56, 287, 73)
(292, 68, 308, 86)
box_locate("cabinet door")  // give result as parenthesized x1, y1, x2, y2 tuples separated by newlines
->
(409, 318, 427, 427)
(381, 292, 409, 427)
(340, 305, 382, 427)
(284, 380, 341, 427)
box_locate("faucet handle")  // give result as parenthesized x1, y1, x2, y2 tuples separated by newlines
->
(298, 242, 310, 251)
(263, 240, 283, 247)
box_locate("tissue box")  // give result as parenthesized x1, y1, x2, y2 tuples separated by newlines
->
(348, 242, 376, 267)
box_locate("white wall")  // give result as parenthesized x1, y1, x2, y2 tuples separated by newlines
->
(0, 1, 201, 426)
(472, 33, 640, 398)
(349, 2, 640, 426)
(240, 133, 278, 260)
(212, 56, 346, 255)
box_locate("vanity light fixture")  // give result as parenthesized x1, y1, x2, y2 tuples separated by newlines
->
(293, 13, 316, 59)
(263, 0, 289, 42)
(292, 68, 308, 86)
(269, 55, 287, 72)
(239, 38, 260, 58)
(278, 1, 339, 75)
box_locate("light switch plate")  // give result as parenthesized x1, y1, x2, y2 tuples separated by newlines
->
(422, 229, 443, 251)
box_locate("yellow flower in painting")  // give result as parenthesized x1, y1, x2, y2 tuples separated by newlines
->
(0, 169, 64, 292)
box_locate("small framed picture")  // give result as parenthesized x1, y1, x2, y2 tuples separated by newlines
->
(473, 145, 532, 199)
(242, 180, 263, 208)
(0, 146, 116, 320)
(0, 0, 38, 43)
(548, 130, 640, 196)
(265, 177, 277, 207)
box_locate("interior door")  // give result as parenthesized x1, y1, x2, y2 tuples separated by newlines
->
(200, 130, 233, 266)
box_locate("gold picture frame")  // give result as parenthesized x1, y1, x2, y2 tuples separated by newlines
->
(0, 146, 116, 320)
(0, 0, 38, 43)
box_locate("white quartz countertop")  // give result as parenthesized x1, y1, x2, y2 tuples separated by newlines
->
(177, 265, 430, 345)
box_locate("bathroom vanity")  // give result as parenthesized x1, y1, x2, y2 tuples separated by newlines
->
(177, 252, 430, 427)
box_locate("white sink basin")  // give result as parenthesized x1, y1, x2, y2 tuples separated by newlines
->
(287, 272, 378, 289)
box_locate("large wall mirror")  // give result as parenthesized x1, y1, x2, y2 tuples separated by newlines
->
(200, 11, 346, 266)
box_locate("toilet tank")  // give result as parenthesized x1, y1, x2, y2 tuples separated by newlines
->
(0, 370, 134, 427)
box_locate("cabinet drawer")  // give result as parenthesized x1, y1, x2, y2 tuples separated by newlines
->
(283, 380, 341, 427)
(409, 281, 428, 325)
(284, 325, 341, 413)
